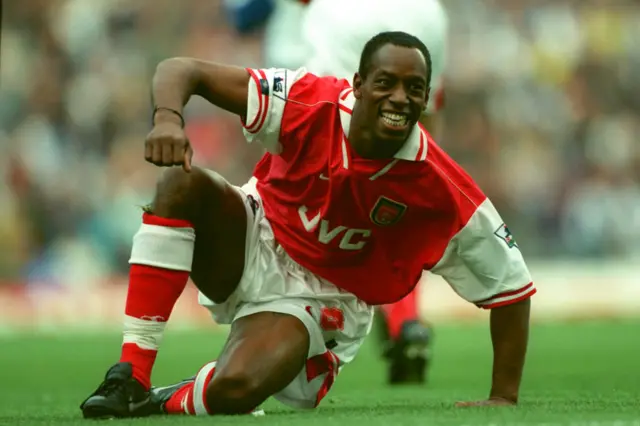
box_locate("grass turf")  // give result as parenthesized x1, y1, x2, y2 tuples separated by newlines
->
(1, 320, 638, 426)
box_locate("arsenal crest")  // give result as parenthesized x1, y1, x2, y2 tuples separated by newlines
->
(370, 196, 407, 226)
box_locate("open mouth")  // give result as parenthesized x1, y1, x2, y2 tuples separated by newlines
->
(380, 112, 409, 129)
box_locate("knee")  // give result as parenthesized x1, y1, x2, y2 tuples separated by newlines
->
(205, 369, 265, 414)
(151, 167, 226, 221)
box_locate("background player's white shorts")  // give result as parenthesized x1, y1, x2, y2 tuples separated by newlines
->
(198, 176, 375, 409)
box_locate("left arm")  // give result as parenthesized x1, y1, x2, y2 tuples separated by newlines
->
(430, 198, 535, 406)
(488, 297, 530, 404)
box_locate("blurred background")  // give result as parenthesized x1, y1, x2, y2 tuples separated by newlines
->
(1, 0, 639, 331)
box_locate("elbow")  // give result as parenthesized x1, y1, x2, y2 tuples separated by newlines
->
(155, 57, 196, 75)
(155, 58, 213, 100)
(153, 57, 200, 97)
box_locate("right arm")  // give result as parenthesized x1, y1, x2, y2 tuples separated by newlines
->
(145, 58, 251, 170)
(145, 59, 310, 170)
(151, 58, 250, 126)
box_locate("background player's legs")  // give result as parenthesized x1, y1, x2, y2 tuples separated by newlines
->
(377, 285, 432, 384)
(161, 311, 310, 415)
(380, 287, 420, 341)
(82, 166, 249, 418)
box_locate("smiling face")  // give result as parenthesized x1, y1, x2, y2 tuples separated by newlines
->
(352, 43, 430, 158)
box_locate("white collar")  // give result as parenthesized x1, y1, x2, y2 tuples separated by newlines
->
(338, 88, 428, 162)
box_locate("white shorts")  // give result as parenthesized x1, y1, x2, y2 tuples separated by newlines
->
(198, 176, 375, 409)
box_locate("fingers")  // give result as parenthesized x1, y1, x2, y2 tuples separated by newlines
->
(455, 399, 516, 408)
(455, 401, 487, 407)
(173, 140, 185, 165)
(152, 142, 164, 165)
(144, 125, 192, 169)
(144, 141, 180, 167)
(182, 146, 192, 173)
(162, 143, 174, 166)
(144, 141, 153, 163)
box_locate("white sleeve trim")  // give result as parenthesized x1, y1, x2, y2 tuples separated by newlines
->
(242, 67, 308, 154)
(243, 68, 269, 134)
(474, 282, 536, 309)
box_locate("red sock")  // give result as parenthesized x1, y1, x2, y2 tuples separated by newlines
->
(120, 213, 194, 390)
(163, 362, 260, 416)
(165, 362, 217, 415)
(164, 382, 196, 415)
(380, 284, 420, 340)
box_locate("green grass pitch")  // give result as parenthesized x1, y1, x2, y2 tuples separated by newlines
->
(1, 320, 638, 426)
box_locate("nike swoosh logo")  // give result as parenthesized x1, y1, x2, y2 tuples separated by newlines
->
(181, 394, 189, 413)
(319, 173, 329, 181)
(129, 396, 150, 411)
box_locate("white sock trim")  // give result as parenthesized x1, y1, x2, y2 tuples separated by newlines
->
(129, 223, 195, 271)
(193, 361, 217, 415)
(122, 314, 167, 350)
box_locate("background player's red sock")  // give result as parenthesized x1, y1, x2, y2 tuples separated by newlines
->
(380, 285, 420, 340)
(120, 213, 195, 390)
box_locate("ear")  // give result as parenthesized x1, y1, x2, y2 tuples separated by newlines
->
(352, 73, 363, 99)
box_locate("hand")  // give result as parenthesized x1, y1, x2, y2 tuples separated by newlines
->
(455, 397, 516, 408)
(144, 121, 194, 172)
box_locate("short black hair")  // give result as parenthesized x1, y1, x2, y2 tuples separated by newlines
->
(358, 31, 432, 87)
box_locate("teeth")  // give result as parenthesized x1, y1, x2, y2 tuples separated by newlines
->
(382, 112, 406, 120)
(381, 112, 407, 127)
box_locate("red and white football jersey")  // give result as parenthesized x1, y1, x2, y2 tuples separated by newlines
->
(242, 68, 535, 307)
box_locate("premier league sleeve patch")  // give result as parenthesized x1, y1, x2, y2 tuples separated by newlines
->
(494, 223, 518, 248)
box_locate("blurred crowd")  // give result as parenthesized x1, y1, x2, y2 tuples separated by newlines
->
(1, 0, 639, 285)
